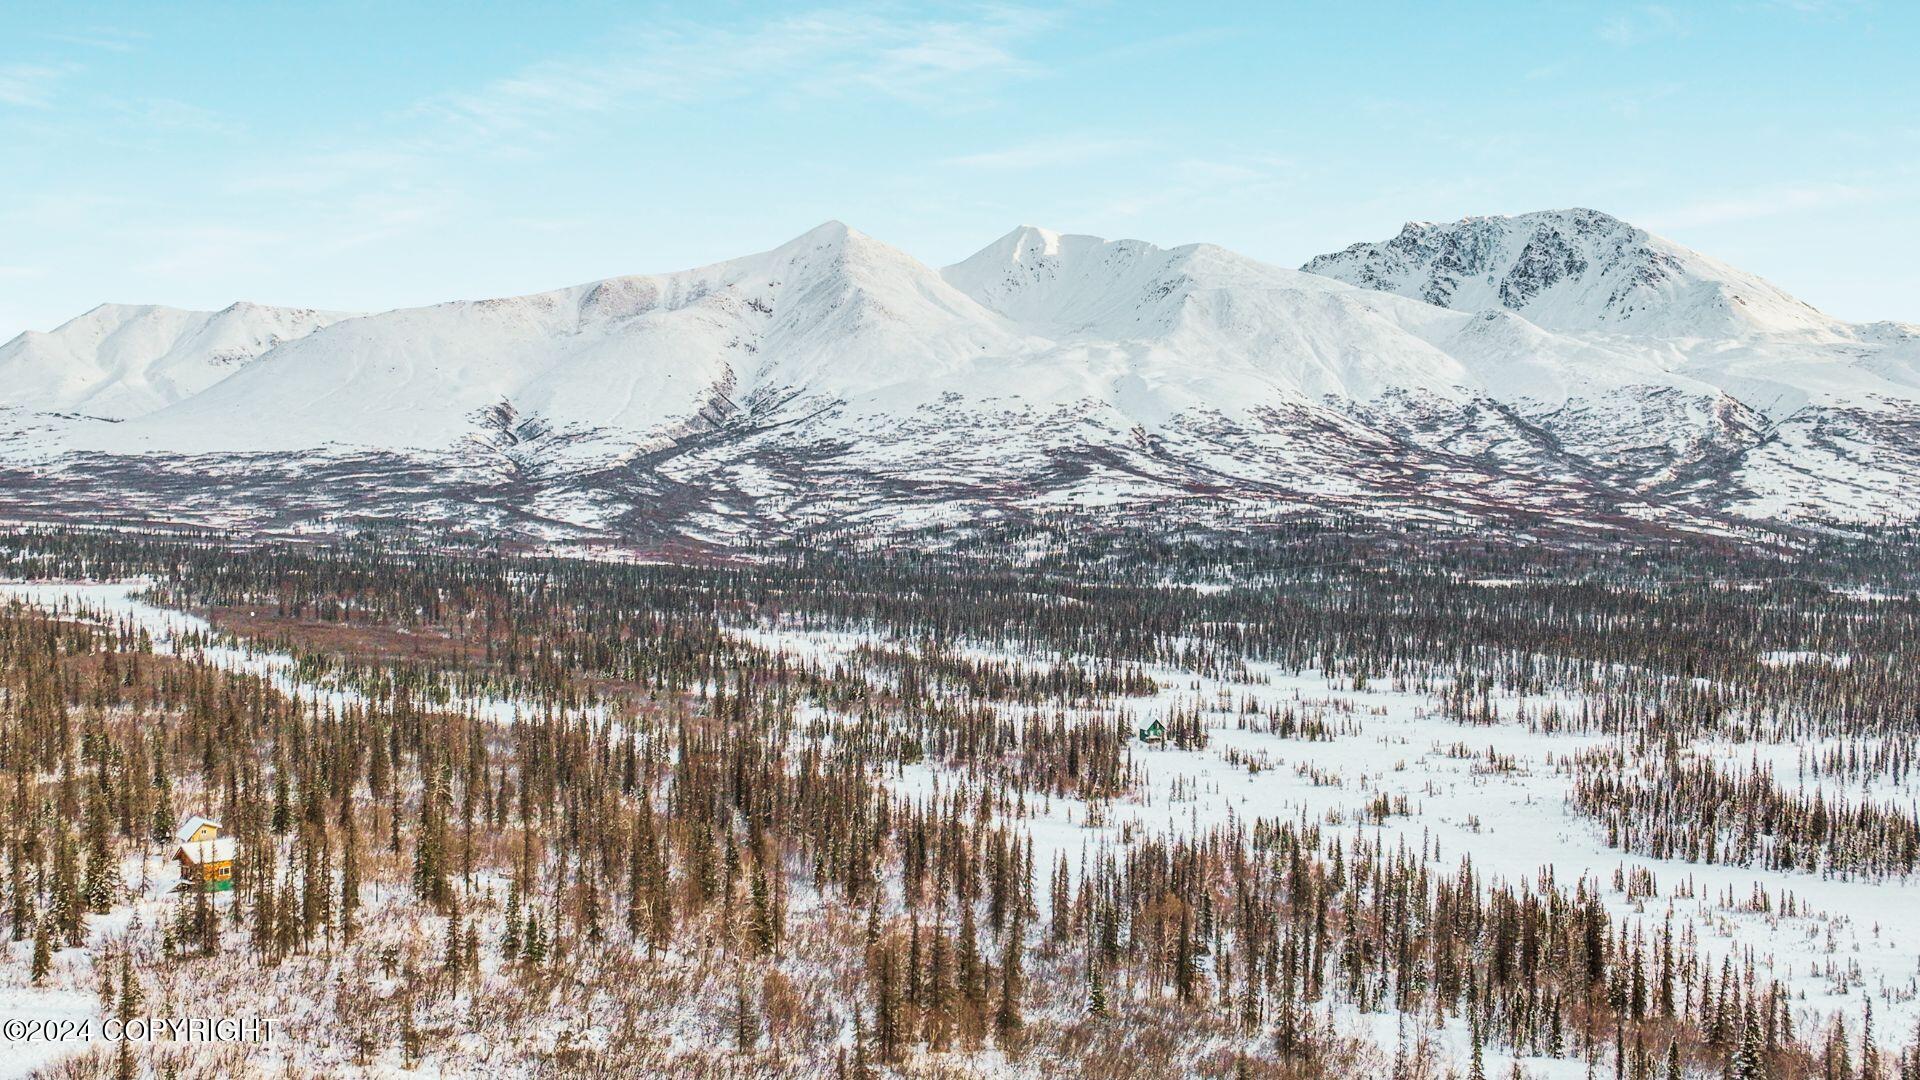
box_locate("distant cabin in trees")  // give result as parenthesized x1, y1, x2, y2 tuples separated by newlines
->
(1138, 718, 1165, 743)
(174, 816, 237, 892)
(177, 816, 219, 845)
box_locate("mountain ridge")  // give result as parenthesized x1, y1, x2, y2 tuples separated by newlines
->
(0, 301, 353, 420)
(2, 210, 1916, 545)
(1300, 208, 1848, 341)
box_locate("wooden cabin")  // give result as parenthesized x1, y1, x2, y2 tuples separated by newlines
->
(176, 816, 220, 845)
(174, 817, 236, 892)
(1137, 718, 1166, 743)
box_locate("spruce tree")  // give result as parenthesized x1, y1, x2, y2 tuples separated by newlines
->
(1733, 1005, 1768, 1080)
(734, 973, 756, 1052)
(30, 915, 51, 984)
(995, 923, 1023, 1050)
(115, 953, 142, 1021)
(502, 881, 521, 960)
(523, 913, 546, 963)
(444, 893, 464, 991)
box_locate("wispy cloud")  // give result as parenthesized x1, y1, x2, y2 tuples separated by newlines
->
(307, 187, 466, 257)
(41, 27, 147, 54)
(188, 3, 1064, 276)
(128, 224, 290, 279)
(1598, 5, 1688, 45)
(946, 135, 1150, 171)
(107, 97, 239, 136)
(1645, 181, 1871, 229)
(416, 5, 1058, 145)
(0, 190, 123, 231)
(222, 146, 428, 197)
(98, 5, 1065, 297)
(0, 62, 76, 108)
(1762, 0, 1863, 16)
(1083, 155, 1296, 220)
(1604, 80, 1686, 117)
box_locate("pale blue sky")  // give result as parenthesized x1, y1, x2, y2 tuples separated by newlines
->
(2, 1, 1914, 339)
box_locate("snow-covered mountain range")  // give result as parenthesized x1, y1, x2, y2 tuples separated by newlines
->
(0, 301, 349, 420)
(3, 210, 1916, 545)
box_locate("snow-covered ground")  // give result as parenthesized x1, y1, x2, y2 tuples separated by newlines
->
(6, 582, 1916, 1076)
(0, 580, 597, 727)
(0, 977, 96, 1079)
(0, 581, 611, 1079)
(0, 845, 271, 1079)
(733, 619, 1920, 1076)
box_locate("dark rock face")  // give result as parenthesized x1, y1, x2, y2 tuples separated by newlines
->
(1307, 209, 1678, 324)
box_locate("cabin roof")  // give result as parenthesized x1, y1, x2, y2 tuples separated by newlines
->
(174, 815, 220, 843)
(177, 837, 238, 864)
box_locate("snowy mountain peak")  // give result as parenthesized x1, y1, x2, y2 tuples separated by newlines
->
(942, 227, 1186, 331)
(1302, 208, 1845, 341)
(977, 224, 1067, 263)
(5, 216, 1917, 536)
(771, 218, 863, 253)
(753, 219, 970, 301)
(0, 300, 352, 419)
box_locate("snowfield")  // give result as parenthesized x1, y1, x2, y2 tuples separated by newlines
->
(727, 618, 1920, 1078)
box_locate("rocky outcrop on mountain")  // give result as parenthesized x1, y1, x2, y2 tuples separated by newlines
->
(1302, 208, 1843, 340)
